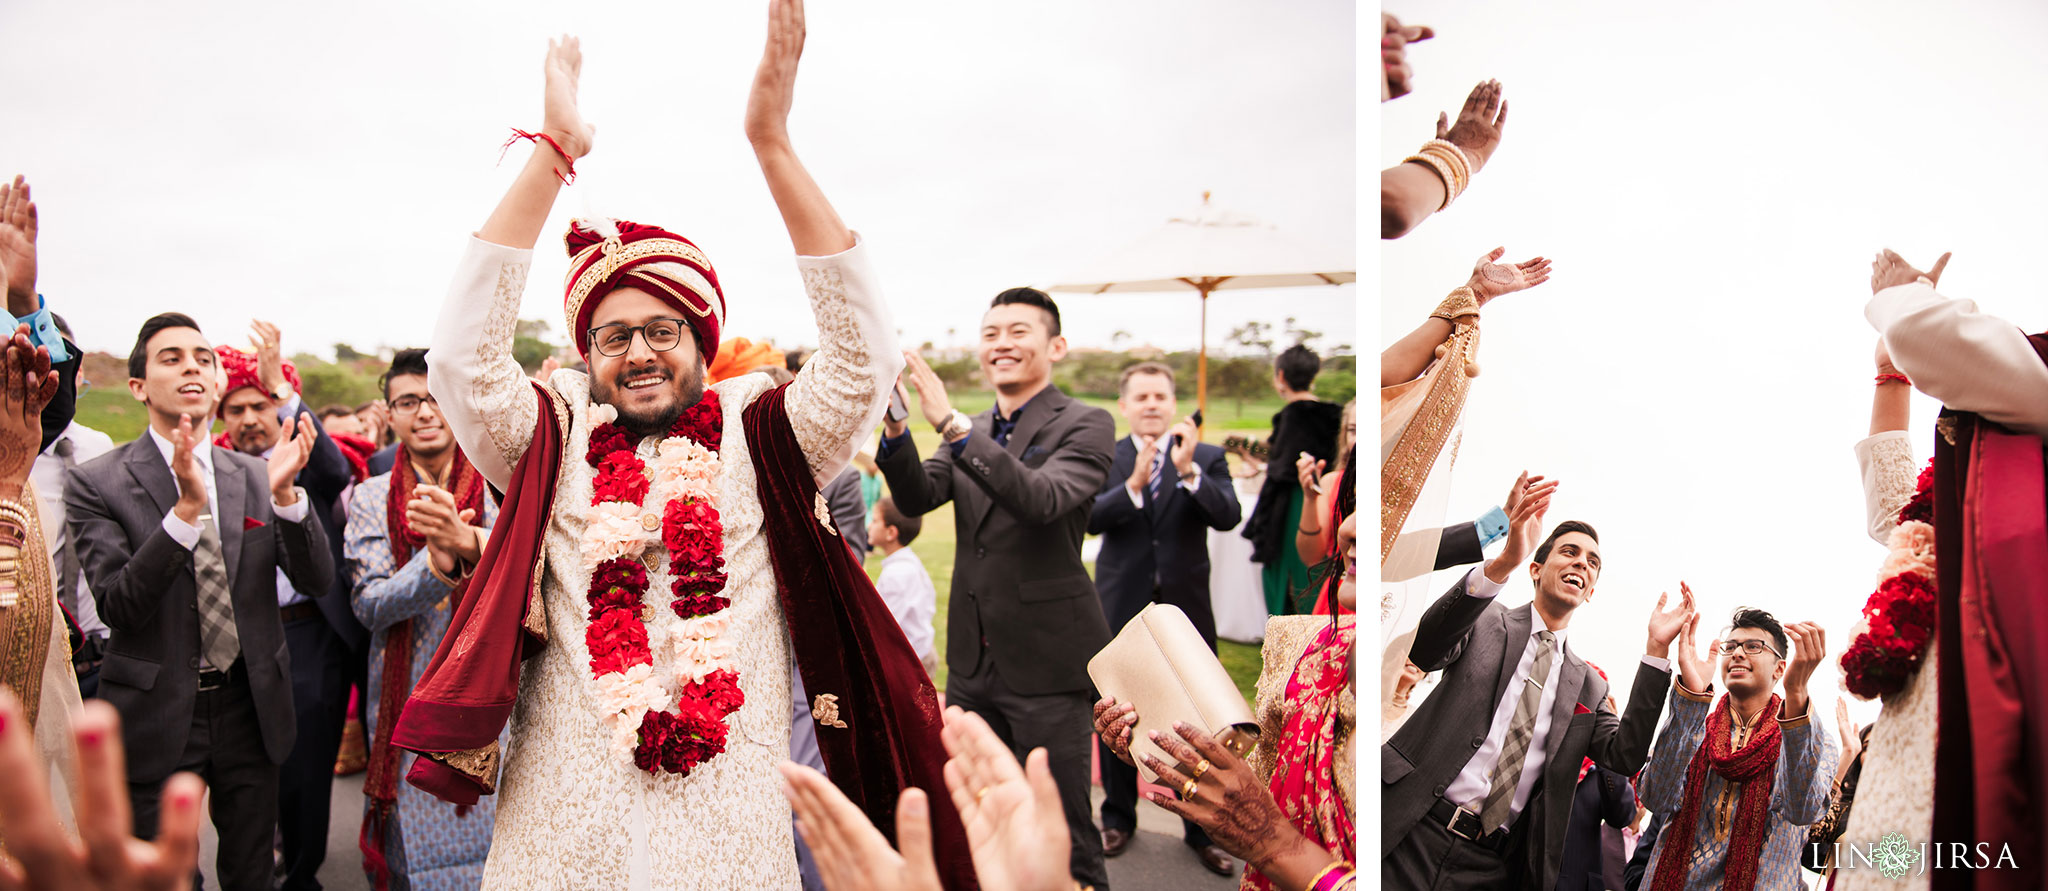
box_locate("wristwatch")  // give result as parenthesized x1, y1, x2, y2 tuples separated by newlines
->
(271, 381, 295, 403)
(937, 411, 972, 443)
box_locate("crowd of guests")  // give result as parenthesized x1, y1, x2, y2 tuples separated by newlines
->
(1379, 12, 2045, 891)
(0, 146, 1356, 891)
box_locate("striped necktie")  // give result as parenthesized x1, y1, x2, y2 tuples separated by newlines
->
(1480, 629, 1556, 833)
(192, 514, 240, 671)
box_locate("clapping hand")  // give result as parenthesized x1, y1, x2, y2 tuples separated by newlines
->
(1483, 470, 1556, 584)
(0, 324, 56, 500)
(265, 415, 314, 507)
(744, 0, 806, 150)
(0, 689, 206, 891)
(168, 414, 210, 526)
(407, 484, 481, 578)
(1382, 13, 1434, 101)
(542, 36, 594, 162)
(1781, 621, 1827, 719)
(1646, 581, 1697, 664)
(940, 708, 1072, 891)
(1870, 249, 1949, 295)
(779, 764, 943, 891)
(1669, 591, 1712, 693)
(900, 351, 956, 433)
(1466, 247, 1553, 306)
(1439, 80, 1508, 173)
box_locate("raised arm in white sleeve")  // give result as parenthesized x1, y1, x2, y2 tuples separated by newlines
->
(784, 237, 902, 487)
(426, 237, 540, 491)
(1868, 280, 2048, 438)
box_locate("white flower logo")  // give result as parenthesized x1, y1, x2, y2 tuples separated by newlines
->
(1872, 832, 1923, 880)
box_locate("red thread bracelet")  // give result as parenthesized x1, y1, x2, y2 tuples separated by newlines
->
(1876, 372, 1911, 387)
(500, 128, 577, 185)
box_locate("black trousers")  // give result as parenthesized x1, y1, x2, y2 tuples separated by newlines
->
(130, 663, 280, 891)
(1098, 587, 1215, 849)
(277, 614, 353, 890)
(948, 661, 1110, 890)
(1382, 815, 1524, 891)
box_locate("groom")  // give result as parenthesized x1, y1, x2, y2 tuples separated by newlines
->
(389, 4, 972, 888)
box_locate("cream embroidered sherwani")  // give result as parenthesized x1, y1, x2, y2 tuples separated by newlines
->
(428, 234, 899, 890)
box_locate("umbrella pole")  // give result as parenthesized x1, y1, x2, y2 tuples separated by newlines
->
(1196, 284, 1210, 429)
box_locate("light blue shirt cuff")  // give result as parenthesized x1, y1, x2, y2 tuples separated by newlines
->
(1475, 506, 1510, 548)
(8, 295, 69, 364)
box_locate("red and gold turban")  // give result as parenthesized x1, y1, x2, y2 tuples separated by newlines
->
(563, 219, 724, 364)
(214, 345, 299, 417)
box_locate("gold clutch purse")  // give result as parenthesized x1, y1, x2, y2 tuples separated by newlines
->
(1086, 603, 1258, 784)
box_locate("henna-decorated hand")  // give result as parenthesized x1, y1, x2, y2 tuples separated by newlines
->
(1439, 80, 1508, 173)
(0, 325, 57, 500)
(1091, 696, 1138, 766)
(0, 176, 37, 313)
(1140, 723, 1316, 873)
(1465, 247, 1552, 306)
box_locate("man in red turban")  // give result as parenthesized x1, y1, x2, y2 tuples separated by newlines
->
(387, 5, 975, 889)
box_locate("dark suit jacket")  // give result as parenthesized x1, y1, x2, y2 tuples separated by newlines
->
(368, 442, 398, 477)
(1435, 521, 1483, 571)
(65, 436, 336, 782)
(823, 466, 871, 557)
(878, 385, 1114, 695)
(1381, 573, 1670, 891)
(1556, 764, 1635, 891)
(1086, 438, 1240, 636)
(288, 404, 366, 654)
(1624, 811, 1664, 891)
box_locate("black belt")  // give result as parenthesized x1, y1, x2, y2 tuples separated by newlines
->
(279, 601, 322, 624)
(197, 660, 245, 692)
(1428, 797, 1512, 853)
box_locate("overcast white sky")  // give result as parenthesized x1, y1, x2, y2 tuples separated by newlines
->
(1382, 1, 2048, 736)
(1, 0, 1353, 360)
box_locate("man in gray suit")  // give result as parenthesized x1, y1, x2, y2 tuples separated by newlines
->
(65, 312, 334, 891)
(1382, 478, 1693, 891)
(878, 286, 1115, 891)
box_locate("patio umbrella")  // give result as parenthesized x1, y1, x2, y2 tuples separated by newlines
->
(1047, 192, 1353, 419)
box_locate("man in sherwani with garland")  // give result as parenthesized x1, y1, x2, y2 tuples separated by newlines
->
(389, 4, 973, 889)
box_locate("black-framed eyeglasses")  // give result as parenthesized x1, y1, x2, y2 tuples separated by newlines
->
(390, 394, 438, 415)
(587, 318, 687, 358)
(1715, 639, 1782, 658)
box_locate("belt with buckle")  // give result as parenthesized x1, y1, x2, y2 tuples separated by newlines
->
(196, 662, 240, 692)
(279, 601, 322, 624)
(1428, 797, 1511, 853)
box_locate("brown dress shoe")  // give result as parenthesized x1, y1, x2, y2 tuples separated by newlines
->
(1101, 827, 1132, 857)
(1191, 844, 1234, 876)
(334, 717, 367, 777)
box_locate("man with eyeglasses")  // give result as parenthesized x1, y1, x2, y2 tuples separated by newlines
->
(343, 347, 501, 886)
(378, 8, 975, 888)
(213, 321, 362, 891)
(1632, 601, 1839, 891)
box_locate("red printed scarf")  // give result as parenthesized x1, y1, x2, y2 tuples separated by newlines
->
(1651, 694, 1783, 891)
(1245, 621, 1354, 891)
(361, 444, 485, 890)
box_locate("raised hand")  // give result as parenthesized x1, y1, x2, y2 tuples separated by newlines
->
(1439, 80, 1508, 173)
(939, 707, 1073, 891)
(542, 36, 594, 161)
(1294, 451, 1327, 495)
(744, 0, 806, 149)
(1672, 604, 1712, 693)
(900, 350, 956, 432)
(0, 175, 38, 311)
(1382, 13, 1434, 101)
(1127, 435, 1162, 495)
(265, 415, 314, 505)
(778, 763, 943, 891)
(1782, 621, 1826, 718)
(0, 325, 57, 500)
(1167, 417, 1199, 476)
(1466, 247, 1553, 306)
(1834, 698, 1862, 761)
(0, 689, 206, 891)
(250, 320, 287, 398)
(1870, 249, 1949, 295)
(1646, 581, 1696, 661)
(1091, 696, 1138, 765)
(1484, 470, 1555, 584)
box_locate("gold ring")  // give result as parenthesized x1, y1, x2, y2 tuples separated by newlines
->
(1180, 778, 1197, 799)
(1192, 759, 1211, 779)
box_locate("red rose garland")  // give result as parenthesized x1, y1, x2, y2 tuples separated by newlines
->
(1841, 457, 1938, 699)
(582, 390, 747, 776)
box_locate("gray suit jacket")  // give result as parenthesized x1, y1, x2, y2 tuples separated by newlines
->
(64, 436, 335, 782)
(877, 385, 1114, 695)
(1382, 572, 1670, 891)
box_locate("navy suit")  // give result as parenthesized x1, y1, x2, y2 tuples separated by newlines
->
(1087, 435, 1240, 845)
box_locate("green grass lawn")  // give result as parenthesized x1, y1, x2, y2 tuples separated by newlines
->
(78, 385, 1271, 702)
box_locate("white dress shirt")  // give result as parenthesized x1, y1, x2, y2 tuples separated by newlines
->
(149, 426, 308, 551)
(1442, 566, 1671, 826)
(34, 422, 115, 637)
(874, 546, 938, 674)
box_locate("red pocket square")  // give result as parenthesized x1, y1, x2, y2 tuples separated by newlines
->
(244, 517, 265, 530)
(1574, 703, 1593, 715)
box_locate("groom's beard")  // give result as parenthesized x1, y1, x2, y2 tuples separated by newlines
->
(595, 359, 708, 438)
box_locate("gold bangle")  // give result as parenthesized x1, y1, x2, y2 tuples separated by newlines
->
(1305, 860, 1354, 891)
(1402, 153, 1459, 211)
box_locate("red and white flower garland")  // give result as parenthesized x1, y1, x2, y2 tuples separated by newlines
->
(581, 390, 747, 776)
(1841, 459, 1937, 700)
